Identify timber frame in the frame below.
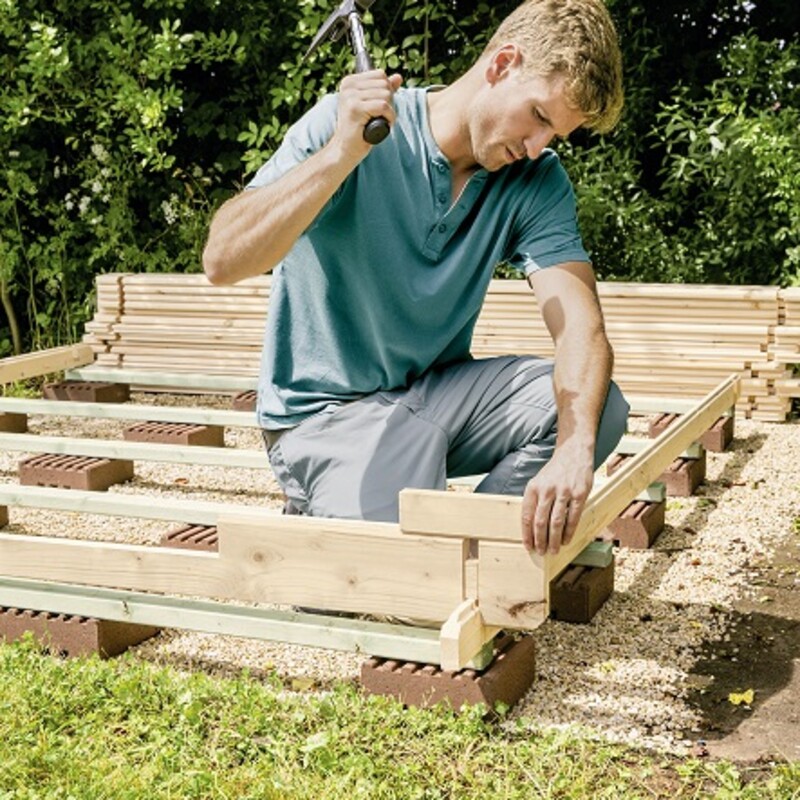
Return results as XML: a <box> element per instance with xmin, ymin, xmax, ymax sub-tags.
<box><xmin>0</xmin><ymin>344</ymin><xmax>741</xmax><ymax>672</ymax></box>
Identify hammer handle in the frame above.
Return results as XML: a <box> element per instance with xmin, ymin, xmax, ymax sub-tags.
<box><xmin>350</xmin><ymin>15</ymin><xmax>390</xmax><ymax>145</ymax></box>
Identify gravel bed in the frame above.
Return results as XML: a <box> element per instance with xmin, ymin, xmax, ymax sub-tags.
<box><xmin>2</xmin><ymin>393</ymin><xmax>798</xmax><ymax>754</ymax></box>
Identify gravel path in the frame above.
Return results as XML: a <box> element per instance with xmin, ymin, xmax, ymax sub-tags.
<box><xmin>2</xmin><ymin>394</ymin><xmax>798</xmax><ymax>755</ymax></box>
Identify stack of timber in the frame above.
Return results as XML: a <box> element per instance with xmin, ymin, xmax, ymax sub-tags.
<box><xmin>82</xmin><ymin>274</ymin><xmax>800</xmax><ymax>421</ymax></box>
<box><xmin>474</xmin><ymin>281</ymin><xmax>800</xmax><ymax>422</ymax></box>
<box><xmin>84</xmin><ymin>273</ymin><xmax>269</xmax><ymax>377</ymax></box>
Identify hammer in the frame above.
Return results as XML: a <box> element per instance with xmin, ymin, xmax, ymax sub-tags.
<box><xmin>304</xmin><ymin>0</ymin><xmax>391</xmax><ymax>145</ymax></box>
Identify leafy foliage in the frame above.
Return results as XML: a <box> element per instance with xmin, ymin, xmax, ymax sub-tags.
<box><xmin>1</xmin><ymin>0</ymin><xmax>799</xmax><ymax>353</ymax></box>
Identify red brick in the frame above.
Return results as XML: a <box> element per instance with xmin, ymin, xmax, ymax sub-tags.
<box><xmin>607</xmin><ymin>451</ymin><xmax>706</xmax><ymax>496</ymax></box>
<box><xmin>549</xmin><ymin>560</ymin><xmax>615</xmax><ymax>623</ymax></box>
<box><xmin>44</xmin><ymin>380</ymin><xmax>130</xmax><ymax>403</ymax></box>
<box><xmin>648</xmin><ymin>412</ymin><xmax>680</xmax><ymax>439</ymax></box>
<box><xmin>659</xmin><ymin>451</ymin><xmax>706</xmax><ymax>496</ymax></box>
<box><xmin>19</xmin><ymin>454</ymin><xmax>133</xmax><ymax>491</ymax></box>
<box><xmin>0</xmin><ymin>412</ymin><xmax>27</xmax><ymax>433</ymax></box>
<box><xmin>648</xmin><ymin>412</ymin><xmax>734</xmax><ymax>452</ymax></box>
<box><xmin>159</xmin><ymin>524</ymin><xmax>218</xmax><ymax>551</ymax></box>
<box><xmin>232</xmin><ymin>390</ymin><xmax>257</xmax><ymax>412</ymax></box>
<box><xmin>0</xmin><ymin>607</ymin><xmax>158</xmax><ymax>658</ymax></box>
<box><xmin>700</xmin><ymin>414</ymin><xmax>735</xmax><ymax>452</ymax></box>
<box><xmin>123</xmin><ymin>421</ymin><xmax>224</xmax><ymax>447</ymax></box>
<box><xmin>360</xmin><ymin>634</ymin><xmax>536</xmax><ymax>712</ymax></box>
<box><xmin>603</xmin><ymin>498</ymin><xmax>666</xmax><ymax>549</ymax></box>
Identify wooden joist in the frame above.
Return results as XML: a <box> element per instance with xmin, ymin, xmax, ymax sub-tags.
<box><xmin>0</xmin><ymin>374</ymin><xmax>741</xmax><ymax>667</ymax></box>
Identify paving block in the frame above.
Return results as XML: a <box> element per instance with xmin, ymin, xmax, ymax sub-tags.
<box><xmin>606</xmin><ymin>450</ymin><xmax>706</xmax><ymax>497</ymax></box>
<box><xmin>19</xmin><ymin>453</ymin><xmax>134</xmax><ymax>491</ymax></box>
<box><xmin>0</xmin><ymin>607</ymin><xmax>159</xmax><ymax>658</ymax></box>
<box><xmin>659</xmin><ymin>451</ymin><xmax>707</xmax><ymax>496</ymax></box>
<box><xmin>44</xmin><ymin>380</ymin><xmax>130</xmax><ymax>403</ymax></box>
<box><xmin>123</xmin><ymin>421</ymin><xmax>224</xmax><ymax>447</ymax></box>
<box><xmin>649</xmin><ymin>412</ymin><xmax>734</xmax><ymax>452</ymax></box>
<box><xmin>360</xmin><ymin>634</ymin><xmax>536</xmax><ymax>712</ymax></box>
<box><xmin>0</xmin><ymin>412</ymin><xmax>28</xmax><ymax>433</ymax></box>
<box><xmin>699</xmin><ymin>414</ymin><xmax>735</xmax><ymax>452</ymax></box>
<box><xmin>549</xmin><ymin>560</ymin><xmax>615</xmax><ymax>623</ymax></box>
<box><xmin>159</xmin><ymin>523</ymin><xmax>219</xmax><ymax>551</ymax></box>
<box><xmin>232</xmin><ymin>390</ymin><xmax>257</xmax><ymax>412</ymax></box>
<box><xmin>603</xmin><ymin>498</ymin><xmax>666</xmax><ymax>549</ymax></box>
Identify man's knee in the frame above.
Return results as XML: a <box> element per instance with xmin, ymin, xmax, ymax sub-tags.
<box><xmin>595</xmin><ymin>381</ymin><xmax>629</xmax><ymax>468</ymax></box>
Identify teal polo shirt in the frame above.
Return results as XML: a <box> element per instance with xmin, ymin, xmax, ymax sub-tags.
<box><xmin>247</xmin><ymin>87</ymin><xmax>589</xmax><ymax>429</ymax></box>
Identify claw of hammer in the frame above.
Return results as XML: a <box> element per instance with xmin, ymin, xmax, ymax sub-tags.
<box><xmin>303</xmin><ymin>0</ymin><xmax>390</xmax><ymax>145</ymax></box>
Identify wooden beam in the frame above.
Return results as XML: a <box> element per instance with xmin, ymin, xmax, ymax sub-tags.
<box><xmin>0</xmin><ymin>576</ymin><xmax>443</xmax><ymax>665</ymax></box>
<box><xmin>0</xmin><ymin>397</ymin><xmax>259</xmax><ymax>428</ymax></box>
<box><xmin>547</xmin><ymin>374</ymin><xmax>740</xmax><ymax>580</ymax></box>
<box><xmin>0</xmin><ymin>344</ymin><xmax>94</xmax><ymax>384</ymax></box>
<box><xmin>399</xmin><ymin>375</ymin><xmax>739</xmax><ymax>548</ymax></box>
<box><xmin>0</xmin><ymin>432</ymin><xmax>267</xmax><ymax>469</ymax></box>
<box><xmin>0</xmin><ymin>512</ymin><xmax>468</xmax><ymax>622</ymax></box>
<box><xmin>477</xmin><ymin>541</ymin><xmax>547</xmax><ymax>629</ymax></box>
<box><xmin>65</xmin><ymin>367</ymin><xmax>257</xmax><ymax>392</ymax></box>
<box><xmin>0</xmin><ymin>484</ymin><xmax>268</xmax><ymax>525</ymax></box>
<box><xmin>217</xmin><ymin>513</ymin><xmax>468</xmax><ymax>621</ymax></box>
<box><xmin>628</xmin><ymin>396</ymin><xmax>735</xmax><ymax>416</ymax></box>
<box><xmin>439</xmin><ymin>599</ymin><xmax>501</xmax><ymax>672</ymax></box>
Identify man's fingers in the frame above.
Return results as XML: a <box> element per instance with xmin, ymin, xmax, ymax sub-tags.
<box><xmin>561</xmin><ymin>499</ymin><xmax>584</xmax><ymax>546</ymax></box>
<box><xmin>546</xmin><ymin>496</ymin><xmax>571</xmax><ymax>554</ymax></box>
<box><xmin>522</xmin><ymin>489</ymin><xmax>580</xmax><ymax>555</ymax></box>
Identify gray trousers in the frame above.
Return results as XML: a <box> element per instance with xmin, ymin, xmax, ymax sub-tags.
<box><xmin>265</xmin><ymin>355</ymin><xmax>629</xmax><ymax>522</ymax></box>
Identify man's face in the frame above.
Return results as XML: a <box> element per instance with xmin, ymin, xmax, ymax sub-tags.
<box><xmin>469</xmin><ymin>66</ymin><xmax>586</xmax><ymax>172</ymax></box>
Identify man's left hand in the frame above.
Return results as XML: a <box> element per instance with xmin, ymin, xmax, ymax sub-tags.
<box><xmin>521</xmin><ymin>448</ymin><xmax>594</xmax><ymax>555</ymax></box>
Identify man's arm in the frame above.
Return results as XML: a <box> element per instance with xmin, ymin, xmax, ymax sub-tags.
<box><xmin>203</xmin><ymin>71</ymin><xmax>402</xmax><ymax>286</ymax></box>
<box><xmin>522</xmin><ymin>261</ymin><xmax>613</xmax><ymax>554</ymax></box>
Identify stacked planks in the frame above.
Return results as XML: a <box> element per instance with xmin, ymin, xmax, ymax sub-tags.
<box><xmin>85</xmin><ymin>273</ymin><xmax>269</xmax><ymax>377</ymax></box>
<box><xmin>473</xmin><ymin>281</ymin><xmax>799</xmax><ymax>421</ymax></box>
<box><xmin>83</xmin><ymin>274</ymin><xmax>799</xmax><ymax>421</ymax></box>
<box><xmin>773</xmin><ymin>287</ymin><xmax>800</xmax><ymax>412</ymax></box>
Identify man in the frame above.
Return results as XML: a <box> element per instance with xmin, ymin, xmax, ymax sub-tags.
<box><xmin>203</xmin><ymin>0</ymin><xmax>629</xmax><ymax>556</ymax></box>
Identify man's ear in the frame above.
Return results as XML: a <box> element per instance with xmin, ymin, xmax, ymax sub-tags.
<box><xmin>485</xmin><ymin>43</ymin><xmax>522</xmax><ymax>84</ymax></box>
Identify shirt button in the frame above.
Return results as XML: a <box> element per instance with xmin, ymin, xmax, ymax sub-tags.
<box><xmin>438</xmin><ymin>223</ymin><xmax>447</xmax><ymax>233</ymax></box>
<box><xmin>437</xmin><ymin>193</ymin><xmax>447</xmax><ymax>204</ymax></box>
<box><xmin>436</xmin><ymin>163</ymin><xmax>447</xmax><ymax>173</ymax></box>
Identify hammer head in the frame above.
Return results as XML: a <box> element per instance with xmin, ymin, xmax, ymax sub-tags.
<box><xmin>304</xmin><ymin>0</ymin><xmax>377</xmax><ymax>60</ymax></box>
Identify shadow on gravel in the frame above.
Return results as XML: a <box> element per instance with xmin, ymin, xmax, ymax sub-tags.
<box><xmin>687</xmin><ymin>609</ymin><xmax>800</xmax><ymax>762</ymax></box>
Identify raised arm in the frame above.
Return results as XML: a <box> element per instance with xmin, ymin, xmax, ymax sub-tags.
<box><xmin>202</xmin><ymin>71</ymin><xmax>402</xmax><ymax>286</ymax></box>
<box><xmin>522</xmin><ymin>261</ymin><xmax>613</xmax><ymax>554</ymax></box>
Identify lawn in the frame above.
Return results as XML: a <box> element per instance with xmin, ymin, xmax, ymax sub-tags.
<box><xmin>0</xmin><ymin>639</ymin><xmax>797</xmax><ymax>799</ymax></box>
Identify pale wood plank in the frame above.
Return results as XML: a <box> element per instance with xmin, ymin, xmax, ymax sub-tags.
<box><xmin>0</xmin><ymin>432</ymin><xmax>267</xmax><ymax>469</ymax></box>
<box><xmin>0</xmin><ymin>397</ymin><xmax>259</xmax><ymax>428</ymax></box>
<box><xmin>439</xmin><ymin>599</ymin><xmax>500</xmax><ymax>672</ymax></box>
<box><xmin>0</xmin><ymin>344</ymin><xmax>94</xmax><ymax>384</ymax></box>
<box><xmin>65</xmin><ymin>367</ymin><xmax>256</xmax><ymax>391</ymax></box>
<box><xmin>0</xmin><ymin>576</ymin><xmax>444</xmax><ymax>665</ymax></box>
<box><xmin>217</xmin><ymin>513</ymin><xmax>468</xmax><ymax>620</ymax></box>
<box><xmin>0</xmin><ymin>484</ymin><xmax>265</xmax><ymax>525</ymax></box>
<box><xmin>399</xmin><ymin>375</ymin><xmax>739</xmax><ymax>553</ymax></box>
<box><xmin>477</xmin><ymin>541</ymin><xmax>547</xmax><ymax>629</ymax></box>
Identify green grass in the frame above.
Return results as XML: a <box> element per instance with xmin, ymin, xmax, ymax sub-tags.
<box><xmin>0</xmin><ymin>639</ymin><xmax>798</xmax><ymax>799</ymax></box>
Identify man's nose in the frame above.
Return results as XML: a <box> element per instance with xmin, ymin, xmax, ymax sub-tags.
<box><xmin>524</xmin><ymin>130</ymin><xmax>553</xmax><ymax>160</ymax></box>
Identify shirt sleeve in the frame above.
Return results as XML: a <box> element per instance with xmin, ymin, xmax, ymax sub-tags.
<box><xmin>246</xmin><ymin>93</ymin><xmax>339</xmax><ymax>190</ymax></box>
<box><xmin>505</xmin><ymin>151</ymin><xmax>590</xmax><ymax>276</ymax></box>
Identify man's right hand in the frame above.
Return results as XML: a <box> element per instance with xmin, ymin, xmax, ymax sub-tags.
<box><xmin>333</xmin><ymin>70</ymin><xmax>403</xmax><ymax>160</ymax></box>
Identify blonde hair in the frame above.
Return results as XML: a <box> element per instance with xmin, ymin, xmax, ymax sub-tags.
<box><xmin>484</xmin><ymin>0</ymin><xmax>624</xmax><ymax>133</ymax></box>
